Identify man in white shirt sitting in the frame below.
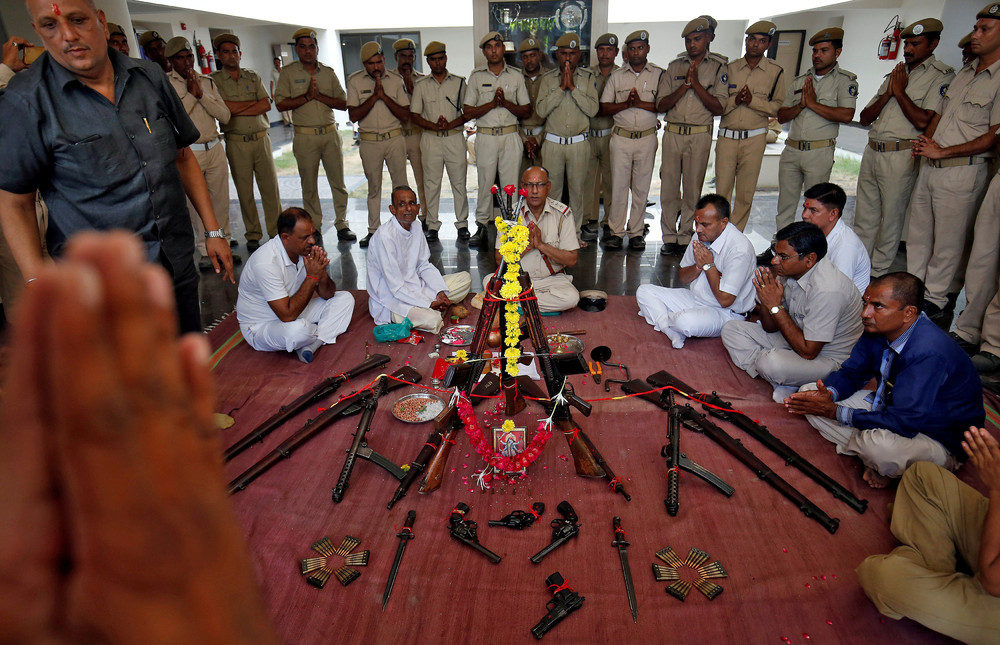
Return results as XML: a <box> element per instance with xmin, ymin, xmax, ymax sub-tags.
<box><xmin>800</xmin><ymin>182</ymin><xmax>870</xmax><ymax>294</ymax></box>
<box><xmin>236</xmin><ymin>207</ymin><xmax>355</xmax><ymax>363</ymax></box>
<box><xmin>367</xmin><ymin>185</ymin><xmax>472</xmax><ymax>333</ymax></box>
<box><xmin>637</xmin><ymin>194</ymin><xmax>756</xmax><ymax>348</ymax></box>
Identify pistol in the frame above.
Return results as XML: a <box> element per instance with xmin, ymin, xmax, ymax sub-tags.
<box><xmin>448</xmin><ymin>502</ymin><xmax>502</xmax><ymax>564</ymax></box>
<box><xmin>529</xmin><ymin>501</ymin><xmax>579</xmax><ymax>563</ymax></box>
<box><xmin>489</xmin><ymin>502</ymin><xmax>545</xmax><ymax>530</ymax></box>
<box><xmin>530</xmin><ymin>571</ymin><xmax>584</xmax><ymax>639</ymax></box>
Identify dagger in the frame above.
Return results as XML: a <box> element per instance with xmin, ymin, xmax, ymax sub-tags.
<box><xmin>612</xmin><ymin>516</ymin><xmax>638</xmax><ymax>623</ymax></box>
<box><xmin>382</xmin><ymin>510</ymin><xmax>416</xmax><ymax>611</ymax></box>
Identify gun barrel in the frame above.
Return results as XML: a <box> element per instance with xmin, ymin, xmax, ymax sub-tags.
<box><xmin>530</xmin><ymin>532</ymin><xmax>572</xmax><ymax>563</ymax></box>
<box><xmin>332</xmin><ymin>376</ymin><xmax>387</xmax><ymax>504</ymax></box>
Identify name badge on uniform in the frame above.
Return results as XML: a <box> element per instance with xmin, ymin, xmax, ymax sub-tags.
<box><xmin>482</xmin><ymin>83</ymin><xmax>493</xmax><ymax>87</ymax></box>
<box><xmin>361</xmin><ymin>89</ymin><xmax>372</xmax><ymax>94</ymax></box>
<box><xmin>729</xmin><ymin>84</ymin><xmax>737</xmax><ymax>89</ymax></box>
<box><xmin>674</xmin><ymin>76</ymin><xmax>685</xmax><ymax>80</ymax></box>
<box><xmin>294</xmin><ymin>78</ymin><xmax>306</xmax><ymax>84</ymax></box>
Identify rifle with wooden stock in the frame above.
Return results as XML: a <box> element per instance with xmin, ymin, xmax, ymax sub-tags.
<box><xmin>223</xmin><ymin>353</ymin><xmax>390</xmax><ymax>461</ymax></box>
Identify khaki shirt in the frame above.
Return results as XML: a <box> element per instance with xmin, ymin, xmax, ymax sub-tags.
<box><xmin>346</xmin><ymin>69</ymin><xmax>409</xmax><ymax>134</ymax></box>
<box><xmin>399</xmin><ymin>70</ymin><xmax>424</xmax><ymax>135</ymax></box>
<box><xmin>601</xmin><ymin>62</ymin><xmax>663</xmax><ymax>131</ymax></box>
<box><xmin>411</xmin><ymin>72</ymin><xmax>466</xmax><ymax>125</ymax></box>
<box><xmin>522</xmin><ymin>70</ymin><xmax>546</xmax><ymax>133</ymax></box>
<box><xmin>721</xmin><ymin>56</ymin><xmax>785</xmax><ymax>130</ymax></box>
<box><xmin>211</xmin><ymin>68</ymin><xmax>270</xmax><ymax>135</ymax></box>
<box><xmin>167</xmin><ymin>70</ymin><xmax>230</xmax><ymax>143</ymax></box>
<box><xmin>784</xmin><ymin>64</ymin><xmax>859</xmax><ymax>141</ymax></box>
<box><xmin>589</xmin><ymin>65</ymin><xmax>617</xmax><ymax>130</ymax></box>
<box><xmin>516</xmin><ymin>197</ymin><xmax>578</xmax><ymax>278</ymax></box>
<box><xmin>933</xmin><ymin>57</ymin><xmax>1000</xmax><ymax>149</ymax></box>
<box><xmin>535</xmin><ymin>67</ymin><xmax>599</xmax><ymax>136</ymax></box>
<box><xmin>465</xmin><ymin>63</ymin><xmax>529</xmax><ymax>128</ymax></box>
<box><xmin>274</xmin><ymin>61</ymin><xmax>345</xmax><ymax>128</ymax></box>
<box><xmin>782</xmin><ymin>258</ymin><xmax>864</xmax><ymax>362</ymax></box>
<box><xmin>658</xmin><ymin>54</ymin><xmax>728</xmax><ymax>126</ymax></box>
<box><xmin>866</xmin><ymin>56</ymin><xmax>954</xmax><ymax>142</ymax></box>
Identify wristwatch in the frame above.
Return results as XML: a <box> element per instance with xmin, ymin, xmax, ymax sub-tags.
<box><xmin>769</xmin><ymin>305</ymin><xmax>785</xmax><ymax>315</ymax></box>
<box><xmin>204</xmin><ymin>228</ymin><xmax>226</xmax><ymax>239</ymax></box>
<box><xmin>701</xmin><ymin>263</ymin><xmax>714</xmax><ymax>272</ymax></box>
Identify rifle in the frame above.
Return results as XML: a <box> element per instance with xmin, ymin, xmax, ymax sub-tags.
<box><xmin>224</xmin><ymin>353</ymin><xmax>390</xmax><ymax>461</ymax></box>
<box><xmin>226</xmin><ymin>366</ymin><xmax>420</xmax><ymax>495</ymax></box>
<box><xmin>530</xmin><ymin>572</ymin><xmax>584</xmax><ymax>639</ymax></box>
<box><xmin>529</xmin><ymin>501</ymin><xmax>580</xmax><ymax>563</ymax></box>
<box><xmin>332</xmin><ymin>375</ymin><xmax>403</xmax><ymax>503</ymax></box>
<box><xmin>646</xmin><ymin>370</ymin><xmax>868</xmax><ymax>514</ymax></box>
<box><xmin>620</xmin><ymin>382</ymin><xmax>732</xmax><ymax>514</ymax></box>
<box><xmin>448</xmin><ymin>502</ymin><xmax>502</xmax><ymax>563</ymax></box>
<box><xmin>489</xmin><ymin>502</ymin><xmax>545</xmax><ymax>529</ymax></box>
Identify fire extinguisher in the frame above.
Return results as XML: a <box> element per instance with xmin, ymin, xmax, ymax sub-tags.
<box><xmin>878</xmin><ymin>15</ymin><xmax>901</xmax><ymax>60</ymax></box>
<box><xmin>195</xmin><ymin>36</ymin><xmax>211</xmax><ymax>74</ymax></box>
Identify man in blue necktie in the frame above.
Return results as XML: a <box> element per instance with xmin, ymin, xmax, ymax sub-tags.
<box><xmin>784</xmin><ymin>272</ymin><xmax>984</xmax><ymax>488</ymax></box>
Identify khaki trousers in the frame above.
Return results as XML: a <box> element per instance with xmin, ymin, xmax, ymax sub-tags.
<box><xmin>853</xmin><ymin>147</ymin><xmax>919</xmax><ymax>276</ymax></box>
<box><xmin>404</xmin><ymin>132</ymin><xmax>427</xmax><ymax>216</ymax></box>
<box><xmin>856</xmin><ymin>462</ymin><xmax>1000</xmax><ymax>645</ymax></box>
<box><xmin>608</xmin><ymin>133</ymin><xmax>657</xmax><ymax>238</ymax></box>
<box><xmin>659</xmin><ymin>130</ymin><xmax>712</xmax><ymax>244</ymax></box>
<box><xmin>906</xmin><ymin>163</ymin><xmax>989</xmax><ymax>308</ymax></box>
<box><xmin>226</xmin><ymin>134</ymin><xmax>282</xmax><ymax>241</ymax></box>
<box><xmin>585</xmin><ymin>133</ymin><xmax>612</xmax><ymax>225</ymax></box>
<box><xmin>541</xmin><ymin>138</ymin><xmax>589</xmax><ymax>232</ymax></box>
<box><xmin>186</xmin><ymin>143</ymin><xmax>230</xmax><ymax>257</ymax></box>
<box><xmin>480</xmin><ymin>272</ymin><xmax>579</xmax><ymax>312</ymax></box>
<box><xmin>720</xmin><ymin>319</ymin><xmax>843</xmax><ymax>387</ymax></box>
<box><xmin>776</xmin><ymin>145</ymin><xmax>835</xmax><ymax>231</ymax></box>
<box><xmin>420</xmin><ymin>132</ymin><xmax>469</xmax><ymax>231</ymax></box>
<box><xmin>955</xmin><ymin>173</ymin><xmax>1000</xmax><ymax>344</ymax></box>
<box><xmin>360</xmin><ymin>136</ymin><xmax>408</xmax><ymax>234</ymax></box>
<box><xmin>293</xmin><ymin>129</ymin><xmax>349</xmax><ymax>232</ymax></box>
<box><xmin>391</xmin><ymin>271</ymin><xmax>472</xmax><ymax>334</ymax></box>
<box><xmin>714</xmin><ymin>134</ymin><xmax>767</xmax><ymax>231</ymax></box>
<box><xmin>474</xmin><ymin>132</ymin><xmax>522</xmax><ymax>225</ymax></box>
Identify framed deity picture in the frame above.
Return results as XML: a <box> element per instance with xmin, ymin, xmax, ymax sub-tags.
<box><xmin>493</xmin><ymin>424</ymin><xmax>527</xmax><ymax>475</ymax></box>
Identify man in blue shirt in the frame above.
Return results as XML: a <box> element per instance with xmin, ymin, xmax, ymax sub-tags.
<box><xmin>785</xmin><ymin>272</ymin><xmax>984</xmax><ymax>488</ymax></box>
<box><xmin>0</xmin><ymin>0</ymin><xmax>233</xmax><ymax>333</ymax></box>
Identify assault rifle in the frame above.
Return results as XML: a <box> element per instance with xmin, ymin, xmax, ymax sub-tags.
<box><xmin>224</xmin><ymin>353</ymin><xmax>390</xmax><ymax>461</ymax></box>
<box><xmin>530</xmin><ymin>572</ymin><xmax>584</xmax><ymax>639</ymax></box>
<box><xmin>646</xmin><ymin>370</ymin><xmax>868</xmax><ymax>514</ymax></box>
<box><xmin>530</xmin><ymin>501</ymin><xmax>580</xmax><ymax>563</ymax></box>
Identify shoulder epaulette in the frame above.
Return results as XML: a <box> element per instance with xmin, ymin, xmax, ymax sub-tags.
<box><xmin>836</xmin><ymin>68</ymin><xmax>858</xmax><ymax>81</ymax></box>
<box><xmin>347</xmin><ymin>69</ymin><xmax>366</xmax><ymax>80</ymax></box>
<box><xmin>707</xmin><ymin>52</ymin><xmax>729</xmax><ymax>65</ymax></box>
<box><xmin>931</xmin><ymin>59</ymin><xmax>955</xmax><ymax>75</ymax></box>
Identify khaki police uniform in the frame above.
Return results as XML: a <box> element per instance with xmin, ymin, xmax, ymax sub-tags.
<box><xmin>168</xmin><ymin>69</ymin><xmax>231</xmax><ymax>256</ymax></box>
<box><xmin>855</xmin><ymin>55</ymin><xmax>953</xmax><ymax>275</ymax></box>
<box><xmin>715</xmin><ymin>56</ymin><xmax>785</xmax><ymax>230</ymax></box>
<box><xmin>275</xmin><ymin>61</ymin><xmax>350</xmax><ymax>233</ymax></box>
<box><xmin>776</xmin><ymin>63</ymin><xmax>859</xmax><ymax>230</ymax></box>
<box><xmin>601</xmin><ymin>61</ymin><xmax>663</xmax><ymax>239</ymax></box>
<box><xmin>466</xmin><ymin>62</ymin><xmax>529</xmax><ymax>225</ymax></box>
<box><xmin>657</xmin><ymin>52</ymin><xmax>728</xmax><ymax>245</ymax></box>
<box><xmin>957</xmin><ymin>173</ymin><xmax>1000</xmax><ymax>345</ymax></box>
<box><xmin>399</xmin><ymin>69</ymin><xmax>427</xmax><ymax>219</ymax></box>
<box><xmin>346</xmin><ymin>68</ymin><xmax>410</xmax><ymax>234</ymax></box>
<box><xmin>907</xmin><ymin>58</ymin><xmax>1000</xmax><ymax>309</ymax></box>
<box><xmin>585</xmin><ymin>64</ymin><xmax>617</xmax><ymax>227</ymax></box>
<box><xmin>535</xmin><ymin>65</ymin><xmax>600</xmax><ymax>233</ymax></box>
<box><xmin>521</xmin><ymin>69</ymin><xmax>547</xmax><ymax>176</ymax></box>
<box><xmin>212</xmin><ymin>67</ymin><xmax>283</xmax><ymax>241</ymax></box>
<box><xmin>411</xmin><ymin>72</ymin><xmax>469</xmax><ymax>232</ymax></box>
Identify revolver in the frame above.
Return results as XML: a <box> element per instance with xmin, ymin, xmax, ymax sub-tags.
<box><xmin>489</xmin><ymin>502</ymin><xmax>545</xmax><ymax>530</ymax></box>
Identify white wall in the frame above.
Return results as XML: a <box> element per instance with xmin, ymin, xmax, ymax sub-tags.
<box><xmin>420</xmin><ymin>26</ymin><xmax>475</xmax><ymax>79</ymax></box>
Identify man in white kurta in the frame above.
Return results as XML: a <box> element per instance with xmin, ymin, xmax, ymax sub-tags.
<box><xmin>237</xmin><ymin>208</ymin><xmax>355</xmax><ymax>362</ymax></box>
<box><xmin>799</xmin><ymin>182</ymin><xmax>870</xmax><ymax>294</ymax></box>
<box><xmin>367</xmin><ymin>186</ymin><xmax>472</xmax><ymax>333</ymax></box>
<box><xmin>637</xmin><ymin>194</ymin><xmax>755</xmax><ymax>348</ymax></box>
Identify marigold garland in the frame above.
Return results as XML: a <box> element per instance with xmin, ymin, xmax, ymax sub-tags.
<box><xmin>495</xmin><ymin>198</ymin><xmax>529</xmax><ymax>378</ymax></box>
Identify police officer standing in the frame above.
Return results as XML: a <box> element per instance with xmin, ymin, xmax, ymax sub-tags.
<box><xmin>274</xmin><ymin>28</ymin><xmax>355</xmax><ymax>246</ymax></box>
<box><xmin>106</xmin><ymin>22</ymin><xmax>129</xmax><ymax>56</ymax></box>
<box><xmin>656</xmin><ymin>17</ymin><xmax>727</xmax><ymax>256</ymax></box>
<box><xmin>409</xmin><ymin>41</ymin><xmax>470</xmax><ymax>242</ymax></box>
<box><xmin>464</xmin><ymin>32</ymin><xmax>531</xmax><ymax>247</ymax></box>
<box><xmin>394</xmin><ymin>38</ymin><xmax>427</xmax><ymax>224</ymax></box>
<box><xmin>347</xmin><ymin>41</ymin><xmax>411</xmax><ymax>247</ymax></box>
<box><xmin>715</xmin><ymin>21</ymin><xmax>784</xmax><ymax>231</ymax></box>
<box><xmin>535</xmin><ymin>33</ymin><xmax>599</xmax><ymax>243</ymax></box>
<box><xmin>165</xmin><ymin>37</ymin><xmax>234</xmax><ymax>270</ymax></box>
<box><xmin>776</xmin><ymin>28</ymin><xmax>858</xmax><ymax>231</ymax></box>
<box><xmin>138</xmin><ymin>30</ymin><xmax>170</xmax><ymax>73</ymax></box>
<box><xmin>582</xmin><ymin>33</ymin><xmax>618</xmax><ymax>242</ymax></box>
<box><xmin>599</xmin><ymin>29</ymin><xmax>662</xmax><ymax>251</ymax></box>
<box><xmin>518</xmin><ymin>38</ymin><xmax>546</xmax><ymax>175</ymax></box>
<box><xmin>211</xmin><ymin>33</ymin><xmax>283</xmax><ymax>253</ymax></box>
<box><xmin>855</xmin><ymin>19</ymin><xmax>953</xmax><ymax>277</ymax></box>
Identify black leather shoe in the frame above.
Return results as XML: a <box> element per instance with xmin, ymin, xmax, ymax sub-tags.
<box><xmin>628</xmin><ymin>236</ymin><xmax>646</xmax><ymax>251</ymax></box>
<box><xmin>359</xmin><ymin>233</ymin><xmax>373</xmax><ymax>248</ymax></box>
<box><xmin>923</xmin><ymin>301</ymin><xmax>943</xmax><ymax>317</ymax></box>
<box><xmin>313</xmin><ymin>231</ymin><xmax>324</xmax><ymax>249</ymax></box>
<box><xmin>603</xmin><ymin>235</ymin><xmax>623</xmax><ymax>250</ymax></box>
<box><xmin>972</xmin><ymin>351</ymin><xmax>1000</xmax><ymax>373</ymax></box>
<box><xmin>601</xmin><ymin>224</ymin><xmax>612</xmax><ymax>240</ymax></box>
<box><xmin>660</xmin><ymin>242</ymin><xmax>680</xmax><ymax>256</ymax></box>
<box><xmin>425</xmin><ymin>228</ymin><xmax>439</xmax><ymax>243</ymax></box>
<box><xmin>580</xmin><ymin>224</ymin><xmax>598</xmax><ymax>241</ymax></box>
<box><xmin>457</xmin><ymin>227</ymin><xmax>471</xmax><ymax>241</ymax></box>
<box><xmin>337</xmin><ymin>227</ymin><xmax>357</xmax><ymax>242</ymax></box>
<box><xmin>229</xmin><ymin>239</ymin><xmax>238</xmax><ymax>248</ymax></box>
<box><xmin>468</xmin><ymin>225</ymin><xmax>487</xmax><ymax>247</ymax></box>
<box><xmin>231</xmin><ymin>254</ymin><xmax>242</xmax><ymax>266</ymax></box>
<box><xmin>246</xmin><ymin>239</ymin><xmax>260</xmax><ymax>253</ymax></box>
<box><xmin>949</xmin><ymin>331</ymin><xmax>979</xmax><ymax>356</ymax></box>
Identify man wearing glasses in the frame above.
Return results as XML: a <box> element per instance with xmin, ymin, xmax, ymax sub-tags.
<box><xmin>490</xmin><ymin>166</ymin><xmax>578</xmax><ymax>312</ymax></box>
<box><xmin>722</xmin><ymin>222</ymin><xmax>863</xmax><ymax>402</ymax></box>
